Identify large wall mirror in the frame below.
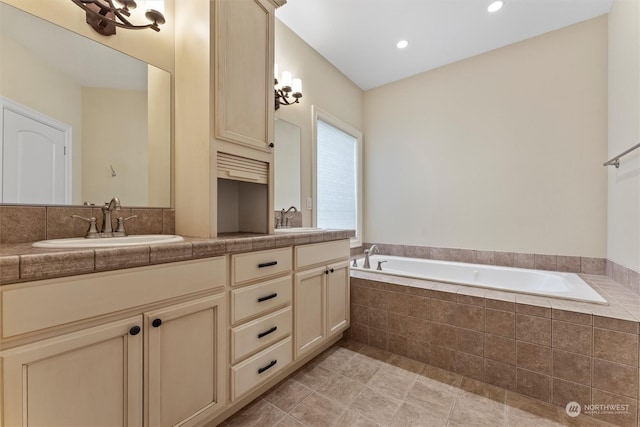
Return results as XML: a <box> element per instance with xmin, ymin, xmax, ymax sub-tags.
<box><xmin>274</xmin><ymin>118</ymin><xmax>301</xmax><ymax>210</ymax></box>
<box><xmin>0</xmin><ymin>2</ymin><xmax>171</xmax><ymax>207</ymax></box>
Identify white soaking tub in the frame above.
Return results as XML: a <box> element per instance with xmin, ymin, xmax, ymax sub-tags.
<box><xmin>352</xmin><ymin>255</ymin><xmax>607</xmax><ymax>304</ymax></box>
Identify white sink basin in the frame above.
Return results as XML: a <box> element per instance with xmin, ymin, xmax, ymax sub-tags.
<box><xmin>274</xmin><ymin>227</ymin><xmax>326</xmax><ymax>234</ymax></box>
<box><xmin>32</xmin><ymin>235</ymin><xmax>184</xmax><ymax>249</ymax></box>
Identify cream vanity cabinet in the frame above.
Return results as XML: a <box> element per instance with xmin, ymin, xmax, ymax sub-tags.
<box><xmin>229</xmin><ymin>247</ymin><xmax>294</xmax><ymax>401</ymax></box>
<box><xmin>294</xmin><ymin>240</ymin><xmax>351</xmax><ymax>359</ymax></box>
<box><xmin>0</xmin><ymin>259</ymin><xmax>227</xmax><ymax>427</ymax></box>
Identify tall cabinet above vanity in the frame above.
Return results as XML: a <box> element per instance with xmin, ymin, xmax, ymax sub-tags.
<box><xmin>176</xmin><ymin>0</ymin><xmax>286</xmax><ymax>238</ymax></box>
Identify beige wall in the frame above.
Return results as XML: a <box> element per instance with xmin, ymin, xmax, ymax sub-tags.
<box><xmin>363</xmin><ymin>16</ymin><xmax>608</xmax><ymax>257</ymax></box>
<box><xmin>607</xmin><ymin>0</ymin><xmax>640</xmax><ymax>271</ymax></box>
<box><xmin>82</xmin><ymin>88</ymin><xmax>148</xmax><ymax>206</ymax></box>
<box><xmin>274</xmin><ymin>19</ymin><xmax>364</xmax><ymax>227</ymax></box>
<box><xmin>0</xmin><ymin>33</ymin><xmax>83</xmax><ymax>203</ymax></box>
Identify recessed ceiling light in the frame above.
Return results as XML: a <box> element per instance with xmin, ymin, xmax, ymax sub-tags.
<box><xmin>488</xmin><ymin>0</ymin><xmax>504</xmax><ymax>12</ymax></box>
<box><xmin>397</xmin><ymin>40</ymin><xmax>409</xmax><ymax>49</ymax></box>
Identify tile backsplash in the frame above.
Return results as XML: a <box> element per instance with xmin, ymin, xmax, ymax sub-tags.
<box><xmin>0</xmin><ymin>205</ymin><xmax>175</xmax><ymax>244</ymax></box>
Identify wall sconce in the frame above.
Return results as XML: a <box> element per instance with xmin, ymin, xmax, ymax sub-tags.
<box><xmin>70</xmin><ymin>0</ymin><xmax>165</xmax><ymax>36</ymax></box>
<box><xmin>274</xmin><ymin>64</ymin><xmax>302</xmax><ymax>110</ymax></box>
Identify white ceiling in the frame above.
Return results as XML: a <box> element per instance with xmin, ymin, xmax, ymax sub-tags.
<box><xmin>276</xmin><ymin>0</ymin><xmax>614</xmax><ymax>90</ymax></box>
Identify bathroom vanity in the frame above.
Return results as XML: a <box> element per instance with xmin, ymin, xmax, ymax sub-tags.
<box><xmin>0</xmin><ymin>232</ymin><xmax>352</xmax><ymax>427</ymax></box>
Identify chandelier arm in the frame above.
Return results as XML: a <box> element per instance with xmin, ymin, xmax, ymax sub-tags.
<box><xmin>71</xmin><ymin>0</ymin><xmax>161</xmax><ymax>32</ymax></box>
<box><xmin>275</xmin><ymin>89</ymin><xmax>300</xmax><ymax>106</ymax></box>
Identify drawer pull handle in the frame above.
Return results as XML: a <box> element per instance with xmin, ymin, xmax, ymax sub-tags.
<box><xmin>129</xmin><ymin>326</ymin><xmax>141</xmax><ymax>336</ymax></box>
<box><xmin>258</xmin><ymin>359</ymin><xmax>277</xmax><ymax>374</ymax></box>
<box><xmin>257</xmin><ymin>326</ymin><xmax>278</xmax><ymax>339</ymax></box>
<box><xmin>258</xmin><ymin>261</ymin><xmax>278</xmax><ymax>268</ymax></box>
<box><xmin>257</xmin><ymin>293</ymin><xmax>278</xmax><ymax>303</ymax></box>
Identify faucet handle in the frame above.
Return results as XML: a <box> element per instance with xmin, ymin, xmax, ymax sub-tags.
<box><xmin>115</xmin><ymin>215</ymin><xmax>137</xmax><ymax>234</ymax></box>
<box><xmin>71</xmin><ymin>215</ymin><xmax>99</xmax><ymax>237</ymax></box>
<box><xmin>352</xmin><ymin>258</ymin><xmax>358</xmax><ymax>267</ymax></box>
<box><xmin>376</xmin><ymin>260</ymin><xmax>387</xmax><ymax>271</ymax></box>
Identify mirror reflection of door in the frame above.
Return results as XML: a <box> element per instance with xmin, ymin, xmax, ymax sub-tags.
<box><xmin>1</xmin><ymin>97</ymin><xmax>71</xmax><ymax>204</ymax></box>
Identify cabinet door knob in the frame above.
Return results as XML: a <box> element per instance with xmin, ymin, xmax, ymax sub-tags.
<box><xmin>152</xmin><ymin>318</ymin><xmax>162</xmax><ymax>328</ymax></box>
<box><xmin>269</xmin><ymin>143</ymin><xmax>275</xmax><ymax>148</ymax></box>
<box><xmin>329</xmin><ymin>268</ymin><xmax>335</xmax><ymax>273</ymax></box>
<box><xmin>129</xmin><ymin>326</ymin><xmax>141</xmax><ymax>336</ymax></box>
<box><xmin>324</xmin><ymin>269</ymin><xmax>329</xmax><ymax>275</ymax></box>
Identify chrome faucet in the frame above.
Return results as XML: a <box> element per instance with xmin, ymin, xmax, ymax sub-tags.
<box><xmin>277</xmin><ymin>206</ymin><xmax>298</xmax><ymax>228</ymax></box>
<box><xmin>363</xmin><ymin>244</ymin><xmax>379</xmax><ymax>269</ymax></box>
<box><xmin>101</xmin><ymin>197</ymin><xmax>121</xmax><ymax>233</ymax></box>
<box><xmin>72</xmin><ymin>197</ymin><xmax>137</xmax><ymax>238</ymax></box>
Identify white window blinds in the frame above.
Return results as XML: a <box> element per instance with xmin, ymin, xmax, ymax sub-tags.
<box><xmin>316</xmin><ymin>119</ymin><xmax>358</xmax><ymax>231</ymax></box>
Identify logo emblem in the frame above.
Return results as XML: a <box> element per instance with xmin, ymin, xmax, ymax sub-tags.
<box><xmin>566</xmin><ymin>401</ymin><xmax>581</xmax><ymax>417</ymax></box>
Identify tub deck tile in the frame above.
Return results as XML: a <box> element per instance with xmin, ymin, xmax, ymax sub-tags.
<box><xmin>549</xmin><ymin>299</ymin><xmax>593</xmax><ymax>315</ymax></box>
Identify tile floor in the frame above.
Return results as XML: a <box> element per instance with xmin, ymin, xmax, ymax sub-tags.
<box><xmin>222</xmin><ymin>339</ymin><xmax>620</xmax><ymax>427</ymax></box>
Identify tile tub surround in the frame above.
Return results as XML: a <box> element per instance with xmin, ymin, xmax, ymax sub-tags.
<box><xmin>359</xmin><ymin>242</ymin><xmax>607</xmax><ymax>275</ymax></box>
<box><xmin>224</xmin><ymin>339</ymin><xmax>618</xmax><ymax>427</ymax></box>
<box><xmin>350</xmin><ymin>271</ymin><xmax>640</xmax><ymax>427</ymax></box>
<box><xmin>0</xmin><ymin>229</ymin><xmax>355</xmax><ymax>284</ymax></box>
<box><xmin>357</xmin><ymin>242</ymin><xmax>640</xmax><ymax>294</ymax></box>
<box><xmin>0</xmin><ymin>205</ymin><xmax>176</xmax><ymax>244</ymax></box>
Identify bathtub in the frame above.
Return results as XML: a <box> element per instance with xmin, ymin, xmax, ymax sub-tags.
<box><xmin>352</xmin><ymin>255</ymin><xmax>607</xmax><ymax>304</ymax></box>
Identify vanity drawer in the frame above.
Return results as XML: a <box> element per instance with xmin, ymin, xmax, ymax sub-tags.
<box><xmin>1</xmin><ymin>258</ymin><xmax>225</xmax><ymax>339</ymax></box>
<box><xmin>231</xmin><ymin>275</ymin><xmax>292</xmax><ymax>324</ymax></box>
<box><xmin>295</xmin><ymin>239</ymin><xmax>350</xmax><ymax>270</ymax></box>
<box><xmin>232</xmin><ymin>247</ymin><xmax>292</xmax><ymax>285</ymax></box>
<box><xmin>231</xmin><ymin>307</ymin><xmax>292</xmax><ymax>363</ymax></box>
<box><xmin>231</xmin><ymin>337</ymin><xmax>292</xmax><ymax>401</ymax></box>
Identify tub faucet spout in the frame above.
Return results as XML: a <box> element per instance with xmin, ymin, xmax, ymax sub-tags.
<box><xmin>363</xmin><ymin>244</ymin><xmax>379</xmax><ymax>269</ymax></box>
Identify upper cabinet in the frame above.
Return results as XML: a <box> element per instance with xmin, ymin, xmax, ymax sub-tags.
<box><xmin>214</xmin><ymin>0</ymin><xmax>278</xmax><ymax>159</ymax></box>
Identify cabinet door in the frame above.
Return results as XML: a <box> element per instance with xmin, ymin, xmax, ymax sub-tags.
<box><xmin>294</xmin><ymin>267</ymin><xmax>326</xmax><ymax>359</ymax></box>
<box><xmin>214</xmin><ymin>0</ymin><xmax>275</xmax><ymax>153</ymax></box>
<box><xmin>326</xmin><ymin>261</ymin><xmax>350</xmax><ymax>338</ymax></box>
<box><xmin>1</xmin><ymin>317</ymin><xmax>143</xmax><ymax>427</ymax></box>
<box><xmin>145</xmin><ymin>294</ymin><xmax>227</xmax><ymax>427</ymax></box>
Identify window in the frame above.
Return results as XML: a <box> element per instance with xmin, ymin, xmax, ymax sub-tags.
<box><xmin>313</xmin><ymin>107</ymin><xmax>363</xmax><ymax>247</ymax></box>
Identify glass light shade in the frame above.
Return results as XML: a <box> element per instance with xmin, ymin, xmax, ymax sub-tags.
<box><xmin>281</xmin><ymin>71</ymin><xmax>292</xmax><ymax>88</ymax></box>
<box><xmin>488</xmin><ymin>1</ymin><xmax>503</xmax><ymax>12</ymax></box>
<box><xmin>292</xmin><ymin>78</ymin><xmax>302</xmax><ymax>94</ymax></box>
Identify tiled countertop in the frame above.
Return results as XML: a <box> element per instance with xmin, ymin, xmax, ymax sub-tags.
<box><xmin>0</xmin><ymin>230</ymin><xmax>355</xmax><ymax>285</ymax></box>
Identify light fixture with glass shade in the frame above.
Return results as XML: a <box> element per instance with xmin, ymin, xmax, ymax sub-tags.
<box><xmin>274</xmin><ymin>64</ymin><xmax>303</xmax><ymax>110</ymax></box>
<box><xmin>70</xmin><ymin>0</ymin><xmax>166</xmax><ymax>36</ymax></box>
<box><xmin>487</xmin><ymin>0</ymin><xmax>504</xmax><ymax>13</ymax></box>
